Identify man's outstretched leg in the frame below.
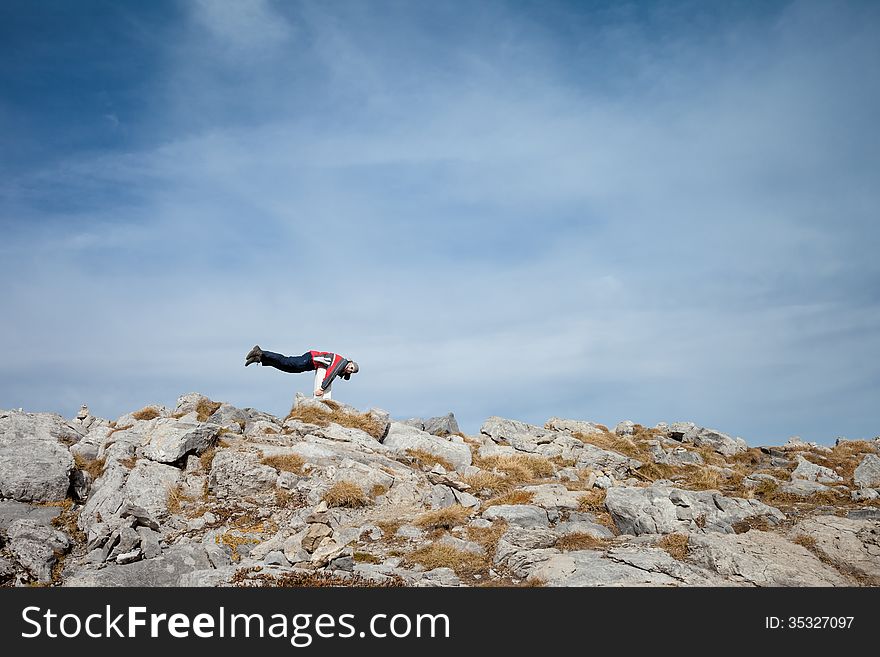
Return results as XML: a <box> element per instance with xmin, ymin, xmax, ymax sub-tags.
<box><xmin>246</xmin><ymin>346</ymin><xmax>315</xmax><ymax>374</ymax></box>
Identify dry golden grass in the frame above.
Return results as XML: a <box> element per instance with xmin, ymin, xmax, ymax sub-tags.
<box><xmin>406</xmin><ymin>542</ymin><xmax>485</xmax><ymax>577</ymax></box>
<box><xmin>635</xmin><ymin>461</ymin><xmax>679</xmax><ymax>482</ymax></box>
<box><xmin>166</xmin><ymin>483</ymin><xmax>188</xmax><ymax>515</ymax></box>
<box><xmin>808</xmin><ymin>441</ymin><xmax>878</xmax><ymax>484</ymax></box>
<box><xmin>415</xmin><ymin>505</ymin><xmax>472</xmax><ymax>530</ymax></box>
<box><xmin>404</xmin><ymin>448</ymin><xmax>454</xmax><ymax>472</ymax></box>
<box><xmin>577</xmin><ymin>489</ymin><xmax>607</xmax><ymax>513</ymax></box>
<box><xmin>752</xmin><ymin>480</ymin><xmax>847</xmax><ymax>510</ymax></box>
<box><xmin>792</xmin><ymin>534</ymin><xmax>817</xmax><ymax>550</ymax></box>
<box><xmin>461</xmin><ymin>470</ymin><xmax>511</xmax><ymax>495</ymax></box>
<box><xmin>465</xmin><ymin>520</ymin><xmax>508</xmax><ymax>554</ymax></box>
<box><xmin>199</xmin><ymin>445</ymin><xmax>218</xmax><ymax>471</ymax></box>
<box><xmin>376</xmin><ymin>519</ymin><xmax>404</xmax><ymax>538</ymax></box>
<box><xmin>555</xmin><ymin>533</ymin><xmax>608</xmax><ymax>551</ymax></box>
<box><xmin>216</xmin><ymin>532</ymin><xmax>259</xmax><ymax>562</ymax></box>
<box><xmin>631</xmin><ymin>424</ymin><xmax>663</xmax><ymax>440</ymax></box>
<box><xmin>286</xmin><ymin>402</ymin><xmax>386</xmax><ymax>440</ymax></box>
<box><xmin>132</xmin><ymin>406</ymin><xmax>162</xmax><ymax>421</ymax></box>
<box><xmin>322</xmin><ymin>481</ymin><xmax>369</xmax><ymax>508</ymax></box>
<box><xmin>572</xmin><ymin>430</ymin><xmax>645</xmax><ymax>459</ymax></box>
<box><xmin>728</xmin><ymin>447</ymin><xmax>764</xmax><ymax>467</ymax></box>
<box><xmin>756</xmin><ymin>467</ymin><xmax>794</xmax><ymax>480</ymax></box>
<box><xmin>576</xmin><ymin>489</ymin><xmax>619</xmax><ymax>534</ymax></box>
<box><xmin>261</xmin><ymin>453</ymin><xmax>305</xmax><ymax>474</ymax></box>
<box><xmin>370</xmin><ymin>484</ymin><xmax>389</xmax><ymax>498</ymax></box>
<box><xmin>49</xmin><ymin>498</ymin><xmax>85</xmax><ymax>544</ymax></box>
<box><xmin>195</xmin><ymin>399</ymin><xmax>222</xmax><ymax>422</ymax></box>
<box><xmin>683</xmin><ymin>467</ymin><xmax>723</xmax><ymax>491</ymax></box>
<box><xmin>482</xmin><ymin>489</ymin><xmax>534</xmax><ymax>509</ymax></box>
<box><xmin>73</xmin><ymin>453</ymin><xmax>106</xmax><ymax>479</ymax></box>
<box><xmin>473</xmin><ymin>454</ymin><xmax>556</xmax><ymax>483</ymax></box>
<box><xmin>731</xmin><ymin>516</ymin><xmax>771</xmax><ymax>533</ymax></box>
<box><xmin>658</xmin><ymin>533</ymin><xmax>689</xmax><ymax>560</ymax></box>
<box><xmin>635</xmin><ymin>461</ymin><xmax>725</xmax><ymax>492</ymax></box>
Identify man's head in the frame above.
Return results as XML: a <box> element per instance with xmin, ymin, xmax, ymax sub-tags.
<box><xmin>344</xmin><ymin>361</ymin><xmax>359</xmax><ymax>375</ymax></box>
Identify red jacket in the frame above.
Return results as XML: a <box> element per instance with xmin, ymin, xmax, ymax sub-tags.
<box><xmin>309</xmin><ymin>351</ymin><xmax>352</xmax><ymax>390</ymax></box>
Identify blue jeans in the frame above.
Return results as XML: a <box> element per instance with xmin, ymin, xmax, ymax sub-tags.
<box><xmin>260</xmin><ymin>350</ymin><xmax>315</xmax><ymax>374</ymax></box>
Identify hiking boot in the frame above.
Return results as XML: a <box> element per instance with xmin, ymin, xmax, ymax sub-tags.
<box><xmin>245</xmin><ymin>345</ymin><xmax>262</xmax><ymax>366</ymax></box>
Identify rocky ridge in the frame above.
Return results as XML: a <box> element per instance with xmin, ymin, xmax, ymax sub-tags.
<box><xmin>1</xmin><ymin>394</ymin><xmax>878</xmax><ymax>587</ymax></box>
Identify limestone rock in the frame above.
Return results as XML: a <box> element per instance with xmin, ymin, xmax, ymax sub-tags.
<box><xmin>481</xmin><ymin>416</ymin><xmax>557</xmax><ymax>452</ymax></box>
<box><xmin>64</xmin><ymin>544</ymin><xmax>213</xmax><ymax>586</ymax></box>
<box><xmin>687</xmin><ymin>530</ymin><xmax>849</xmax><ymax>586</ymax></box>
<box><xmin>382</xmin><ymin>423</ymin><xmax>471</xmax><ymax>470</ymax></box>
<box><xmin>666</xmin><ymin>422</ymin><xmax>747</xmax><ymax>456</ymax></box>
<box><xmin>854</xmin><ymin>454</ymin><xmax>880</xmax><ymax>489</ymax></box>
<box><xmin>482</xmin><ymin>504</ymin><xmax>550</xmax><ymax>528</ymax></box>
<box><xmin>545</xmin><ymin>418</ymin><xmax>605</xmax><ymax>436</ymax></box>
<box><xmin>142</xmin><ymin>418</ymin><xmax>216</xmax><ymax>463</ymax></box>
<box><xmin>790</xmin><ymin>516</ymin><xmax>880</xmax><ymax>582</ymax></box>
<box><xmin>604</xmin><ymin>485</ymin><xmax>784</xmax><ymax>535</ymax></box>
<box><xmin>791</xmin><ymin>454</ymin><xmax>843</xmax><ymax>483</ymax></box>
<box><xmin>0</xmin><ymin>410</ymin><xmax>77</xmax><ymax>502</ymax></box>
<box><xmin>209</xmin><ymin>449</ymin><xmax>279</xmax><ymax>498</ymax></box>
<box><xmin>7</xmin><ymin>519</ymin><xmax>71</xmax><ymax>583</ymax></box>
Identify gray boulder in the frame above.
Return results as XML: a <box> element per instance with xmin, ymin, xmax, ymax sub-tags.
<box><xmin>854</xmin><ymin>454</ymin><xmax>880</xmax><ymax>489</ymax></box>
<box><xmin>614</xmin><ymin>420</ymin><xmax>636</xmax><ymax>436</ymax></box>
<box><xmin>0</xmin><ymin>410</ymin><xmax>77</xmax><ymax>502</ymax></box>
<box><xmin>209</xmin><ymin>449</ymin><xmax>279</xmax><ymax>498</ymax></box>
<box><xmin>791</xmin><ymin>454</ymin><xmax>843</xmax><ymax>483</ymax></box>
<box><xmin>481</xmin><ymin>416</ymin><xmax>556</xmax><ymax>452</ymax></box>
<box><xmin>687</xmin><ymin>530</ymin><xmax>849</xmax><ymax>586</ymax></box>
<box><xmin>64</xmin><ymin>544</ymin><xmax>213</xmax><ymax>586</ymax></box>
<box><xmin>142</xmin><ymin>418</ymin><xmax>216</xmax><ymax>463</ymax></box>
<box><xmin>545</xmin><ymin>417</ymin><xmax>605</xmax><ymax>436</ymax></box>
<box><xmin>650</xmin><ymin>445</ymin><xmax>704</xmax><ymax>467</ymax></box>
<box><xmin>790</xmin><ymin>516</ymin><xmax>880</xmax><ymax>582</ymax></box>
<box><xmin>7</xmin><ymin>519</ymin><xmax>71</xmax><ymax>584</ymax></box>
<box><xmin>528</xmin><ymin>550</ymin><xmax>684</xmax><ymax>586</ymax></box>
<box><xmin>382</xmin><ymin>423</ymin><xmax>472</xmax><ymax>470</ymax></box>
<box><xmin>121</xmin><ymin>460</ymin><xmax>183</xmax><ymax>520</ymax></box>
<box><xmin>778</xmin><ymin>479</ymin><xmax>831</xmax><ymax>497</ymax></box>
<box><xmin>423</xmin><ymin>413</ymin><xmax>461</xmax><ymax>437</ymax></box>
<box><xmin>666</xmin><ymin>422</ymin><xmax>747</xmax><ymax>456</ymax></box>
<box><xmin>0</xmin><ymin>500</ymin><xmax>62</xmax><ymax>532</ymax></box>
<box><xmin>604</xmin><ymin>485</ymin><xmax>785</xmax><ymax>535</ymax></box>
<box><xmin>482</xmin><ymin>504</ymin><xmax>550</xmax><ymax>528</ymax></box>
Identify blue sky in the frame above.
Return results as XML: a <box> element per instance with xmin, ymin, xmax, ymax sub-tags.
<box><xmin>2</xmin><ymin>0</ymin><xmax>879</xmax><ymax>444</ymax></box>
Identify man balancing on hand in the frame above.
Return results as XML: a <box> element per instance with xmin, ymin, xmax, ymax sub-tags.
<box><xmin>245</xmin><ymin>345</ymin><xmax>359</xmax><ymax>400</ymax></box>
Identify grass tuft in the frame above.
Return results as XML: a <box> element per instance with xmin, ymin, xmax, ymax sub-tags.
<box><xmin>405</xmin><ymin>448</ymin><xmax>454</xmax><ymax>472</ymax></box>
<box><xmin>658</xmin><ymin>533</ymin><xmax>689</xmax><ymax>560</ymax></box>
<box><xmin>555</xmin><ymin>533</ymin><xmax>608</xmax><ymax>551</ymax></box>
<box><xmin>73</xmin><ymin>453</ymin><xmax>106</xmax><ymax>480</ymax></box>
<box><xmin>286</xmin><ymin>403</ymin><xmax>386</xmax><ymax>440</ymax></box>
<box><xmin>196</xmin><ymin>399</ymin><xmax>222</xmax><ymax>422</ymax></box>
<box><xmin>482</xmin><ymin>489</ymin><xmax>534</xmax><ymax>509</ymax></box>
<box><xmin>322</xmin><ymin>481</ymin><xmax>370</xmax><ymax>508</ymax></box>
<box><xmin>415</xmin><ymin>505</ymin><xmax>472</xmax><ymax>530</ymax></box>
<box><xmin>132</xmin><ymin>406</ymin><xmax>161</xmax><ymax>421</ymax></box>
<box><xmin>261</xmin><ymin>453</ymin><xmax>305</xmax><ymax>474</ymax></box>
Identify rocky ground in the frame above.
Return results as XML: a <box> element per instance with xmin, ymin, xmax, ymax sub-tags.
<box><xmin>1</xmin><ymin>394</ymin><xmax>879</xmax><ymax>587</ymax></box>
